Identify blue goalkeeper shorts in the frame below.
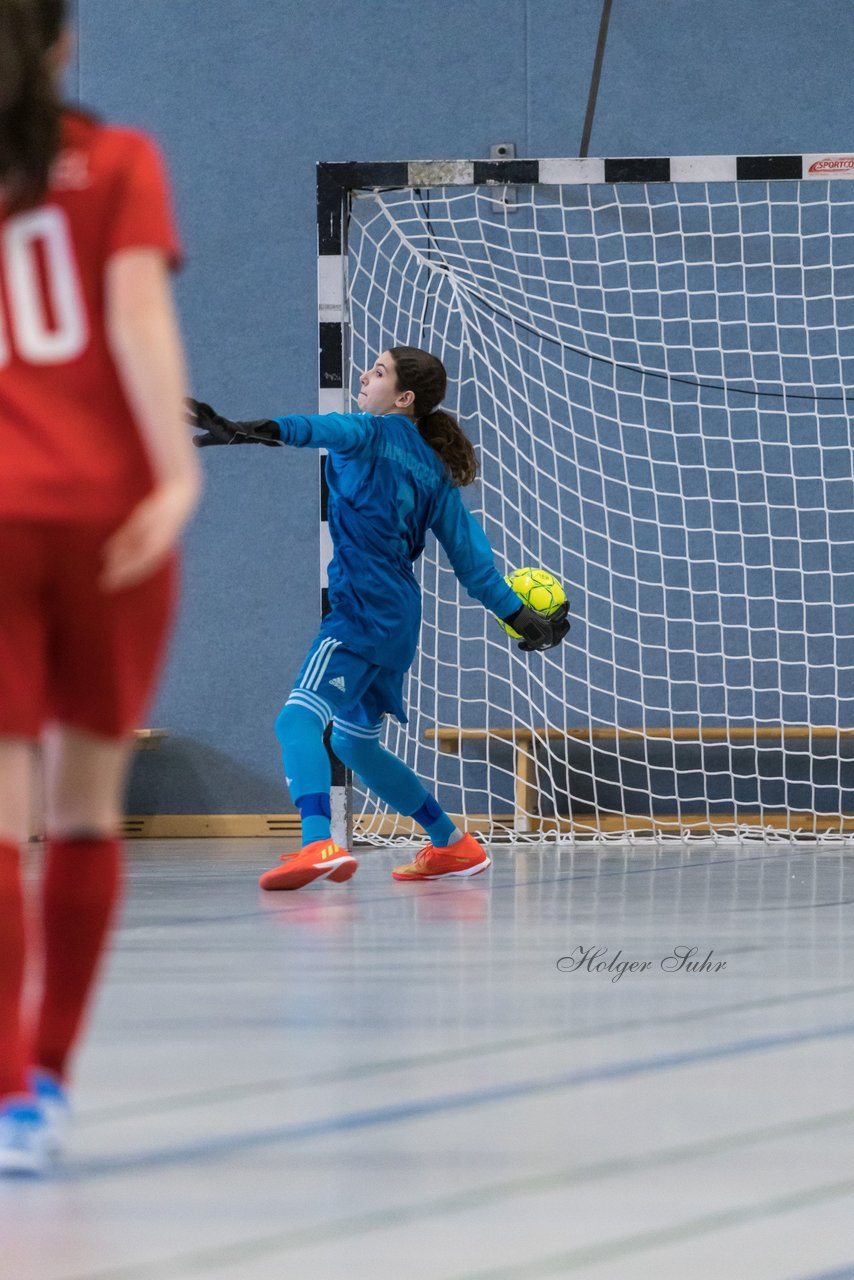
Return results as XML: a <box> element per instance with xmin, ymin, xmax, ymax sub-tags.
<box><xmin>286</xmin><ymin>635</ymin><xmax>407</xmax><ymax>729</ymax></box>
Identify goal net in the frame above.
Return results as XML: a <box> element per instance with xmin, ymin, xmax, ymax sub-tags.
<box><xmin>341</xmin><ymin>168</ymin><xmax>854</xmax><ymax>843</ymax></box>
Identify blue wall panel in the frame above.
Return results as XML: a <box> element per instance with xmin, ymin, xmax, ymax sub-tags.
<box><xmin>70</xmin><ymin>0</ymin><xmax>854</xmax><ymax>813</ymax></box>
<box><xmin>74</xmin><ymin>0</ymin><xmax>601</xmax><ymax>812</ymax></box>
<box><xmin>594</xmin><ymin>0</ymin><xmax>854</xmax><ymax>156</ymax></box>
<box><xmin>526</xmin><ymin>0</ymin><xmax>605</xmax><ymax>155</ymax></box>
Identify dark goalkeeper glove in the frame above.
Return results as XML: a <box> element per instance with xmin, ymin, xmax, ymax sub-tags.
<box><xmin>186</xmin><ymin>398</ymin><xmax>281</xmax><ymax>447</ymax></box>
<box><xmin>503</xmin><ymin>601</ymin><xmax>570</xmax><ymax>652</ymax></box>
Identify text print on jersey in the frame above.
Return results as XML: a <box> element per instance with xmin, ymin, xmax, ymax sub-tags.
<box><xmin>377</xmin><ymin>437</ymin><xmax>441</xmax><ymax>490</ymax></box>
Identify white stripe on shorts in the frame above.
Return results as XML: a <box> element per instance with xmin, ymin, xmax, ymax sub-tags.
<box><xmin>300</xmin><ymin>637</ymin><xmax>341</xmax><ymax>692</ymax></box>
<box><xmin>298</xmin><ymin>637</ymin><xmax>334</xmax><ymax>690</ymax></box>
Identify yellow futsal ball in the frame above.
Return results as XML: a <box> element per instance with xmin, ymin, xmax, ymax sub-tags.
<box><xmin>497</xmin><ymin>567</ymin><xmax>567</xmax><ymax>639</ymax></box>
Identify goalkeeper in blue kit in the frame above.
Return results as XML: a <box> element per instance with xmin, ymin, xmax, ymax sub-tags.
<box><xmin>188</xmin><ymin>345</ymin><xmax>569</xmax><ymax>888</ymax></box>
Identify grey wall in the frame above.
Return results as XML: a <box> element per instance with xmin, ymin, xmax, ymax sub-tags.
<box><xmin>69</xmin><ymin>0</ymin><xmax>854</xmax><ymax>814</ymax></box>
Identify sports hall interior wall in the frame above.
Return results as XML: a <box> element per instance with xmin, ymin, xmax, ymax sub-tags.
<box><xmin>69</xmin><ymin>0</ymin><xmax>854</xmax><ymax>817</ymax></box>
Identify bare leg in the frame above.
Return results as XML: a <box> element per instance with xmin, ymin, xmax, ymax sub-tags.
<box><xmin>0</xmin><ymin>737</ymin><xmax>33</xmax><ymax>845</ymax></box>
<box><xmin>41</xmin><ymin>725</ymin><xmax>134</xmax><ymax>837</ymax></box>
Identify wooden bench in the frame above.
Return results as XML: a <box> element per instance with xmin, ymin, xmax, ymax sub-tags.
<box><xmin>425</xmin><ymin>726</ymin><xmax>854</xmax><ymax>835</ymax></box>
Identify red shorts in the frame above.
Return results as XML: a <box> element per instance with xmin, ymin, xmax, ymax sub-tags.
<box><xmin>0</xmin><ymin>521</ymin><xmax>176</xmax><ymax>740</ymax></box>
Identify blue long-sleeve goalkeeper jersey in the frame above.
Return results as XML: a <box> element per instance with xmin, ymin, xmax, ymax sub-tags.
<box><xmin>272</xmin><ymin>411</ymin><xmax>520</xmax><ymax>672</ymax></box>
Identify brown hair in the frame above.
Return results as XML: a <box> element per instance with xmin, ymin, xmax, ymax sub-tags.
<box><xmin>388</xmin><ymin>345</ymin><xmax>478</xmax><ymax>487</ymax></box>
<box><xmin>0</xmin><ymin>0</ymin><xmax>65</xmax><ymax>212</ymax></box>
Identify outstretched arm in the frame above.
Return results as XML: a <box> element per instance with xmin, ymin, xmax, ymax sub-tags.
<box><xmin>187</xmin><ymin>399</ymin><xmax>281</xmax><ymax>446</ymax></box>
<box><xmin>430</xmin><ymin>486</ymin><xmax>520</xmax><ymax>616</ymax></box>
<box><xmin>430</xmin><ymin>487</ymin><xmax>569</xmax><ymax>652</ymax></box>
<box><xmin>187</xmin><ymin>400</ymin><xmax>376</xmax><ymax>455</ymax></box>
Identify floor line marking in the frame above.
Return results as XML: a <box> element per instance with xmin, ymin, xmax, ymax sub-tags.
<box><xmin>74</xmin><ymin>981</ymin><xmax>854</xmax><ymax>1126</ymax></box>
<box><xmin>450</xmin><ymin>1177</ymin><xmax>854</xmax><ymax>1279</ymax></box>
<box><xmin>54</xmin><ymin>1017</ymin><xmax>854</xmax><ymax>1184</ymax></box>
<box><xmin>55</xmin><ymin>1111</ymin><xmax>854</xmax><ymax>1280</ymax></box>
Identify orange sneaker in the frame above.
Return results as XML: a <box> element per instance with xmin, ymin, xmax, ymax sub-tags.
<box><xmin>259</xmin><ymin>839</ymin><xmax>358</xmax><ymax>891</ymax></box>
<box><xmin>391</xmin><ymin>833</ymin><xmax>491</xmax><ymax>881</ymax></box>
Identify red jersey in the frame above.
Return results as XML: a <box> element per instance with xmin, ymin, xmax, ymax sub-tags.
<box><xmin>0</xmin><ymin>111</ymin><xmax>181</xmax><ymax>521</ymax></box>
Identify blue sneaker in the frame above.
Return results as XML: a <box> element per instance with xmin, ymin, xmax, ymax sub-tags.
<box><xmin>30</xmin><ymin>1069</ymin><xmax>70</xmax><ymax>1154</ymax></box>
<box><xmin>0</xmin><ymin>1099</ymin><xmax>53</xmax><ymax>1176</ymax></box>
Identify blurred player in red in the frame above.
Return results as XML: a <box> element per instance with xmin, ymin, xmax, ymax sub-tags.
<box><xmin>0</xmin><ymin>0</ymin><xmax>200</xmax><ymax>1173</ymax></box>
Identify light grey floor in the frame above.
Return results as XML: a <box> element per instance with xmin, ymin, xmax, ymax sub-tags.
<box><xmin>3</xmin><ymin>837</ymin><xmax>854</xmax><ymax>1280</ymax></box>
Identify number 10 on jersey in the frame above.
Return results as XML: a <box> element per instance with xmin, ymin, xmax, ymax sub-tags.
<box><xmin>0</xmin><ymin>206</ymin><xmax>88</xmax><ymax>367</ymax></box>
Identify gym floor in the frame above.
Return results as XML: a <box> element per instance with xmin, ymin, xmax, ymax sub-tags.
<box><xmin>4</xmin><ymin>838</ymin><xmax>854</xmax><ymax>1280</ymax></box>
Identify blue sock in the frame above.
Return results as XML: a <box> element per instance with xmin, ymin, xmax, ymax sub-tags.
<box><xmin>295</xmin><ymin>793</ymin><xmax>332</xmax><ymax>845</ymax></box>
<box><xmin>410</xmin><ymin>795</ymin><xmax>457</xmax><ymax>848</ymax></box>
<box><xmin>275</xmin><ymin>700</ymin><xmax>332</xmax><ymax>844</ymax></box>
<box><xmin>329</xmin><ymin>722</ymin><xmax>459</xmax><ymax>846</ymax></box>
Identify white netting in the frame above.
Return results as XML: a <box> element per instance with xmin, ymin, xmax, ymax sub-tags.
<box><xmin>344</xmin><ymin>177</ymin><xmax>854</xmax><ymax>843</ymax></box>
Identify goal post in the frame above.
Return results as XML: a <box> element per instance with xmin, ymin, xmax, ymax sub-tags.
<box><xmin>316</xmin><ymin>153</ymin><xmax>854</xmax><ymax>845</ymax></box>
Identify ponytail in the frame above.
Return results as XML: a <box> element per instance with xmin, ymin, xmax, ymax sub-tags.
<box><xmin>0</xmin><ymin>0</ymin><xmax>65</xmax><ymax>212</ymax></box>
<box><xmin>388</xmin><ymin>344</ymin><xmax>479</xmax><ymax>487</ymax></box>
<box><xmin>417</xmin><ymin>409</ymin><xmax>478</xmax><ymax>487</ymax></box>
